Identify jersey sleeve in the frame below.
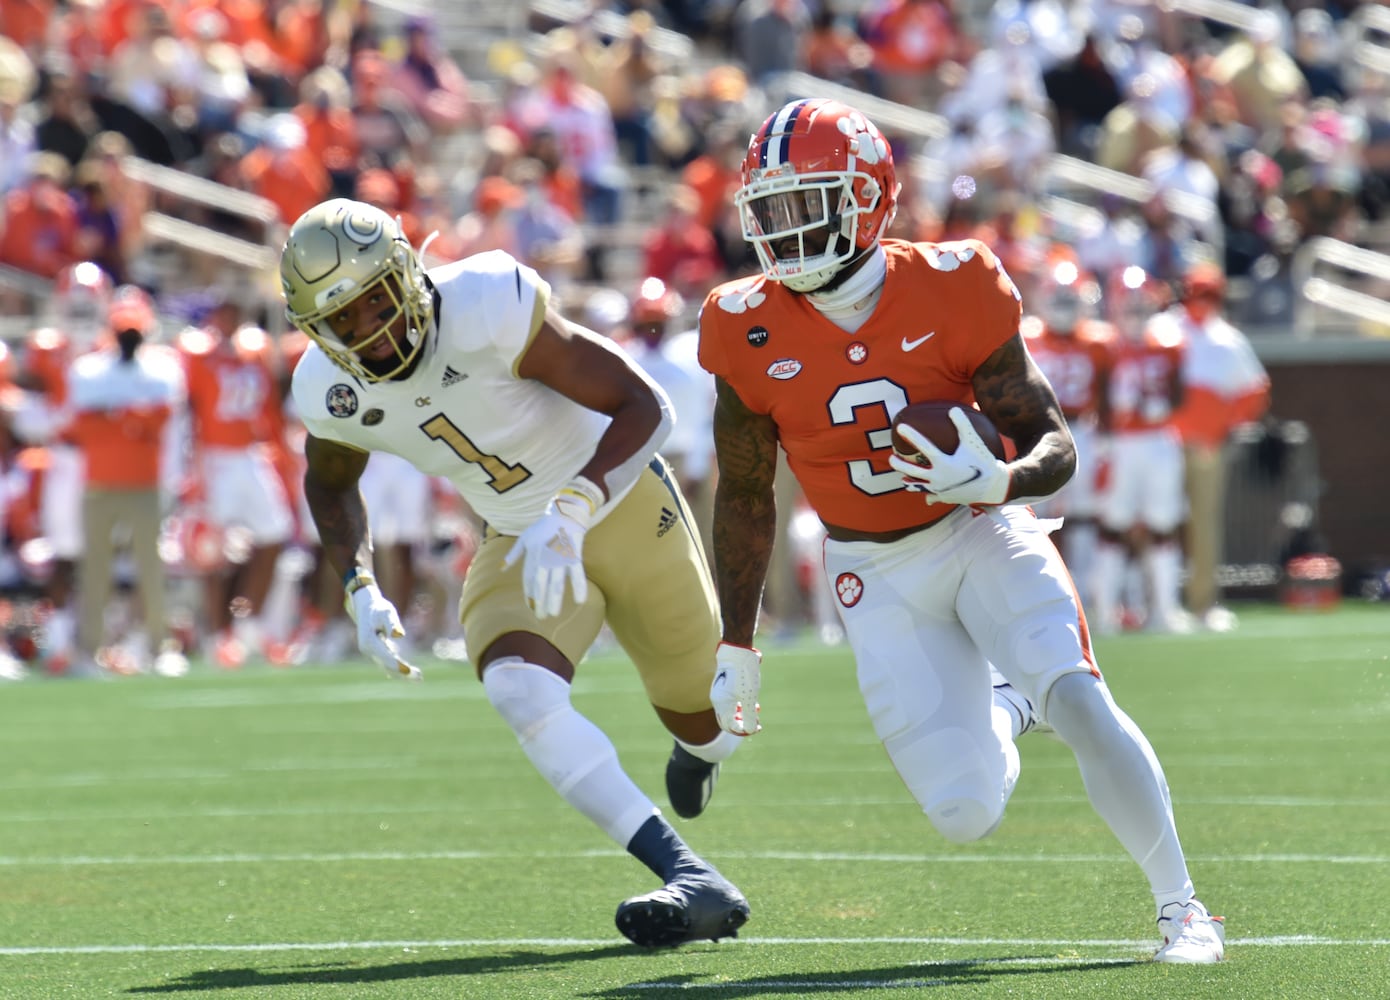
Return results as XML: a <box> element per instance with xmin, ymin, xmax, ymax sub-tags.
<box><xmin>289</xmin><ymin>350</ymin><xmax>368</xmax><ymax>451</ymax></box>
<box><xmin>464</xmin><ymin>251</ymin><xmax>551</xmax><ymax>376</ymax></box>
<box><xmin>939</xmin><ymin>239</ymin><xmax>1024</xmax><ymax>376</ymax></box>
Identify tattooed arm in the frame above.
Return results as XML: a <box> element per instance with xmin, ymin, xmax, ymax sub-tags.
<box><xmin>973</xmin><ymin>333</ymin><xmax>1077</xmax><ymax>502</ymax></box>
<box><xmin>710</xmin><ymin>376</ymin><xmax>780</xmax><ymax>646</ymax></box>
<box><xmin>303</xmin><ymin>433</ymin><xmax>374</xmax><ymax>580</ymax></box>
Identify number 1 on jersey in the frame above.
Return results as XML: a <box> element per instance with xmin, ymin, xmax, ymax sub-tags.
<box><xmin>421</xmin><ymin>414</ymin><xmax>532</xmax><ymax>493</ymax></box>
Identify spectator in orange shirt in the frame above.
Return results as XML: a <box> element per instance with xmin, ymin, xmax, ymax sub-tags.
<box><xmin>0</xmin><ymin>151</ymin><xmax>81</xmax><ymax>279</ymax></box>
<box><xmin>679</xmin><ymin>123</ymin><xmax>744</xmax><ymax>231</ymax></box>
<box><xmin>67</xmin><ymin>286</ymin><xmax>189</xmax><ymax>676</ymax></box>
<box><xmin>294</xmin><ymin>65</ymin><xmax>360</xmax><ymax>198</ymax></box>
<box><xmin>238</xmin><ymin>112</ymin><xmax>331</xmax><ymax>226</ymax></box>
<box><xmin>860</xmin><ymin>0</ymin><xmax>958</xmax><ymax>105</ymax></box>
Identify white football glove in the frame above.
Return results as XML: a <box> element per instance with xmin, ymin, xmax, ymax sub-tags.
<box><xmin>710</xmin><ymin>642</ymin><xmax>762</xmax><ymax>736</ymax></box>
<box><xmin>345</xmin><ymin>576</ymin><xmax>421</xmax><ymax>680</ymax></box>
<box><xmin>888</xmin><ymin>408</ymin><xmax>1011</xmax><ymax>507</ymax></box>
<box><xmin>503</xmin><ymin>477</ymin><xmax>603</xmax><ymax>619</ymax></box>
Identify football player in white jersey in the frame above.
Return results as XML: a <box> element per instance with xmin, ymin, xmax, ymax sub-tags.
<box><xmin>280</xmin><ymin>199</ymin><xmax>749</xmax><ymax>948</ymax></box>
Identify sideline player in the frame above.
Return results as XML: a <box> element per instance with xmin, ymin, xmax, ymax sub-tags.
<box><xmin>698</xmin><ymin>98</ymin><xmax>1225</xmax><ymax>963</ymax></box>
<box><xmin>279</xmin><ymin>199</ymin><xmax>748</xmax><ymax>948</ymax></box>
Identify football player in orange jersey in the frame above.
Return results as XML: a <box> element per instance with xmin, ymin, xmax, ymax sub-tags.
<box><xmin>10</xmin><ymin>262</ymin><xmax>112</xmax><ymax>673</ymax></box>
<box><xmin>1022</xmin><ymin>255</ymin><xmax>1114</xmax><ymax>607</ymax></box>
<box><xmin>1091</xmin><ymin>266</ymin><xmax>1188</xmax><ymax>635</ymax></box>
<box><xmin>699</xmin><ymin>98</ymin><xmax>1224</xmax><ymax>963</ymax></box>
<box><xmin>177</xmin><ymin>293</ymin><xmax>297</xmax><ymax>666</ymax></box>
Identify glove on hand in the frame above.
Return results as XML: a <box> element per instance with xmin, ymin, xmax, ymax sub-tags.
<box><xmin>503</xmin><ymin>477</ymin><xmax>603</xmax><ymax>619</ymax></box>
<box><xmin>888</xmin><ymin>408</ymin><xmax>1011</xmax><ymax>506</ymax></box>
<box><xmin>345</xmin><ymin>576</ymin><xmax>421</xmax><ymax>680</ymax></box>
<box><xmin>710</xmin><ymin>641</ymin><xmax>762</xmax><ymax>736</ymax></box>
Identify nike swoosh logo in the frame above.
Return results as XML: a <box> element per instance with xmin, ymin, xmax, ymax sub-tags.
<box><xmin>714</xmin><ymin>670</ymin><xmax>728</xmax><ymax>685</ymax></box>
<box><xmin>936</xmin><ymin>469</ymin><xmax>982</xmax><ymax>492</ymax></box>
<box><xmin>902</xmin><ymin>332</ymin><xmax>936</xmax><ymax>352</ymax></box>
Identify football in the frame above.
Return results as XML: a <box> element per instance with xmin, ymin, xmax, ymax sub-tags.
<box><xmin>891</xmin><ymin>400</ymin><xmax>1006</xmax><ymax>465</ymax></box>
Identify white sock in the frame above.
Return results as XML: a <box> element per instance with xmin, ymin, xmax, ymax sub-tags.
<box><xmin>484</xmin><ymin>658</ymin><xmax>656</xmax><ymax>846</ymax></box>
<box><xmin>1045</xmin><ymin>673</ymin><xmax>1194</xmax><ymax>909</ymax></box>
<box><xmin>674</xmin><ymin>729</ymin><xmax>742</xmax><ymax>764</ymax></box>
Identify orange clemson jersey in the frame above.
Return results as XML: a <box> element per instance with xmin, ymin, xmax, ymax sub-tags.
<box><xmin>179</xmin><ymin>326</ymin><xmax>284</xmax><ymax>448</ymax></box>
<box><xmin>1104</xmin><ymin>325</ymin><xmax>1184</xmax><ymax>434</ymax></box>
<box><xmin>699</xmin><ymin>238</ymin><xmax>1021</xmax><ymax>533</ymax></box>
<box><xmin>1022</xmin><ymin>316</ymin><xmax>1114</xmax><ymax>422</ymax></box>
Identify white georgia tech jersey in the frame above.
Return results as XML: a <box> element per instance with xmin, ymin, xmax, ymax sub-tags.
<box><xmin>292</xmin><ymin>250</ymin><xmax>620</xmax><ymax>535</ymax></box>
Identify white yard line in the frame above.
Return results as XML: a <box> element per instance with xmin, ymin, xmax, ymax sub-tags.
<box><xmin>0</xmin><ymin>935</ymin><xmax>1384</xmax><ymax>957</ymax></box>
<box><xmin>0</xmin><ymin>849</ymin><xmax>1385</xmax><ymax>867</ymax></box>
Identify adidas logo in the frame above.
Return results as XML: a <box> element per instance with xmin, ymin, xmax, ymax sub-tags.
<box><xmin>442</xmin><ymin>365</ymin><xmax>467</xmax><ymax>387</ymax></box>
<box><xmin>656</xmin><ymin>506</ymin><xmax>678</xmax><ymax>537</ymax></box>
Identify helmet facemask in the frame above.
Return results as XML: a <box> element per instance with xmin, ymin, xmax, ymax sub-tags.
<box><xmin>738</xmin><ymin>170</ymin><xmax>881</xmax><ymax>293</ymax></box>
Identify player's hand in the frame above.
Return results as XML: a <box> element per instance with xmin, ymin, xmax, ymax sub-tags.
<box><xmin>710</xmin><ymin>642</ymin><xmax>761</xmax><ymax>736</ymax></box>
<box><xmin>888</xmin><ymin>408</ymin><xmax>1011</xmax><ymax>507</ymax></box>
<box><xmin>345</xmin><ymin>579</ymin><xmax>421</xmax><ymax>680</ymax></box>
<box><xmin>503</xmin><ymin>478</ymin><xmax>603</xmax><ymax>619</ymax></box>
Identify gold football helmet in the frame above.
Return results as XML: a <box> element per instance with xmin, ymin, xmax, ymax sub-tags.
<box><xmin>280</xmin><ymin>199</ymin><xmax>432</xmax><ymax>381</ymax></box>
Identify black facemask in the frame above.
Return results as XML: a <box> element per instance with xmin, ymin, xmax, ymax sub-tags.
<box><xmin>115</xmin><ymin>328</ymin><xmax>144</xmax><ymax>362</ymax></box>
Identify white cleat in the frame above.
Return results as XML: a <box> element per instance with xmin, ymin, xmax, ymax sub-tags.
<box><xmin>1155</xmin><ymin>898</ymin><xmax>1225</xmax><ymax>963</ymax></box>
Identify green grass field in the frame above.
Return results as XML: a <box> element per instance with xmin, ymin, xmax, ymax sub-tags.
<box><xmin>2</xmin><ymin>603</ymin><xmax>1388</xmax><ymax>999</ymax></box>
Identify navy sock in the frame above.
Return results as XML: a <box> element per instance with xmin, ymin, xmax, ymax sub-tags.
<box><xmin>625</xmin><ymin>814</ymin><xmax>702</xmax><ymax>881</ymax></box>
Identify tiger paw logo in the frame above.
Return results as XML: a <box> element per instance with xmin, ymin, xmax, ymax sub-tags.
<box><xmin>835</xmin><ymin>572</ymin><xmax>864</xmax><ymax>608</ymax></box>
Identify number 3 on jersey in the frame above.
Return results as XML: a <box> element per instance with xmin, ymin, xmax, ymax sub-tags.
<box><xmin>828</xmin><ymin>378</ymin><xmax>909</xmax><ymax>496</ymax></box>
<box><xmin>421</xmin><ymin>413</ymin><xmax>532</xmax><ymax>493</ymax></box>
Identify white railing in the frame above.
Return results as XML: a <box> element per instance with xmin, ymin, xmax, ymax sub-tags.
<box><xmin>1157</xmin><ymin>0</ymin><xmax>1266</xmax><ymax>32</ymax></box>
<box><xmin>1291</xmin><ymin>237</ymin><xmax>1390</xmax><ymax>336</ymax></box>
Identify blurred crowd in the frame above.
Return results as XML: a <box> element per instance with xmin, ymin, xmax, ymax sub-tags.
<box><xmin>0</xmin><ymin>0</ymin><xmax>1377</xmax><ymax>675</ymax></box>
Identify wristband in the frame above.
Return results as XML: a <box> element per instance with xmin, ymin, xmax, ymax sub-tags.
<box><xmin>344</xmin><ymin>570</ymin><xmax>376</xmax><ymax>598</ymax></box>
<box><xmin>554</xmin><ymin>475</ymin><xmax>604</xmax><ymax>520</ymax></box>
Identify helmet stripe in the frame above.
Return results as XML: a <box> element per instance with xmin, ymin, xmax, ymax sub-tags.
<box><xmin>759</xmin><ymin>99</ymin><xmax>810</xmax><ymax>170</ymax></box>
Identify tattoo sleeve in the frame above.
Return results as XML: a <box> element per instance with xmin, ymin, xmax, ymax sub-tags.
<box><xmin>972</xmin><ymin>334</ymin><xmax>1078</xmax><ymax>502</ymax></box>
<box><xmin>303</xmin><ymin>433</ymin><xmax>374</xmax><ymax>582</ymax></box>
<box><xmin>710</xmin><ymin>377</ymin><xmax>780</xmax><ymax>646</ymax></box>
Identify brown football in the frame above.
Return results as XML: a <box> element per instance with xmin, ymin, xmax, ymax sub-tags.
<box><xmin>891</xmin><ymin>401</ymin><xmax>1006</xmax><ymax>466</ymax></box>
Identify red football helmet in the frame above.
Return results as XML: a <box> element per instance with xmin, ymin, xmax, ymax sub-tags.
<box><xmin>51</xmin><ymin>261</ymin><xmax>113</xmax><ymax>345</ymax></box>
<box><xmin>736</xmin><ymin>98</ymin><xmax>899</xmax><ymax>292</ymax></box>
<box><xmin>1034</xmin><ymin>257</ymin><xmax>1100</xmax><ymax>334</ymax></box>
<box><xmin>1105</xmin><ymin>265</ymin><xmax>1171</xmax><ymax>340</ymax></box>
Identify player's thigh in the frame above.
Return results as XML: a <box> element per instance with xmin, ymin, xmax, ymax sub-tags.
<box><xmin>1096</xmin><ymin>438</ymin><xmax>1142</xmax><ymax>531</ymax></box>
<box><xmin>956</xmin><ymin>508</ymin><xmax>1095</xmax><ymax>712</ymax></box>
<box><xmin>42</xmin><ymin>445</ymin><xmax>84</xmax><ymax>558</ymax></box>
<box><xmin>589</xmin><ymin>460</ymin><xmax>720</xmax><ymax>714</ymax></box>
<box><xmin>1066</xmin><ymin>423</ymin><xmax>1102</xmax><ymax>517</ymax></box>
<box><xmin>205</xmin><ymin>450</ymin><xmax>294</xmax><ymax>545</ymax></box>
<box><xmin>1137</xmin><ymin>433</ymin><xmax>1186</xmax><ymax>533</ymax></box>
<box><xmin>459</xmin><ymin>528</ymin><xmax>606</xmax><ymax>672</ymax></box>
<box><xmin>824</xmin><ymin>522</ymin><xmax>994</xmax><ymax>744</ymax></box>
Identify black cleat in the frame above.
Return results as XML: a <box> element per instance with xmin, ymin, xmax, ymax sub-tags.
<box><xmin>665</xmin><ymin>743</ymin><xmax>720</xmax><ymax>819</ymax></box>
<box><xmin>615</xmin><ymin>869</ymin><xmax>750</xmax><ymax>948</ymax></box>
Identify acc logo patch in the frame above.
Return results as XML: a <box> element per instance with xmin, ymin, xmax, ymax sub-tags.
<box><xmin>747</xmin><ymin>326</ymin><xmax>769</xmax><ymax>348</ymax></box>
<box><xmin>361</xmin><ymin>408</ymin><xmax>384</xmax><ymax>426</ymax></box>
<box><xmin>766</xmin><ymin>358</ymin><xmax>802</xmax><ymax>380</ymax></box>
<box><xmin>836</xmin><ymin>572</ymin><xmax>864</xmax><ymax>608</ymax></box>
<box><xmin>326</xmin><ymin>383</ymin><xmax>358</xmax><ymax>418</ymax></box>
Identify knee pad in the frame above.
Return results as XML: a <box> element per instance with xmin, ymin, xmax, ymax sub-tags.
<box><xmin>482</xmin><ymin>656</ymin><xmax>570</xmax><ymax>739</ymax></box>
<box><xmin>925</xmin><ymin>796</ymin><xmax>1005</xmax><ymax>845</ymax></box>
<box><xmin>886</xmin><ymin>723</ymin><xmax>1016</xmax><ymax>844</ymax></box>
